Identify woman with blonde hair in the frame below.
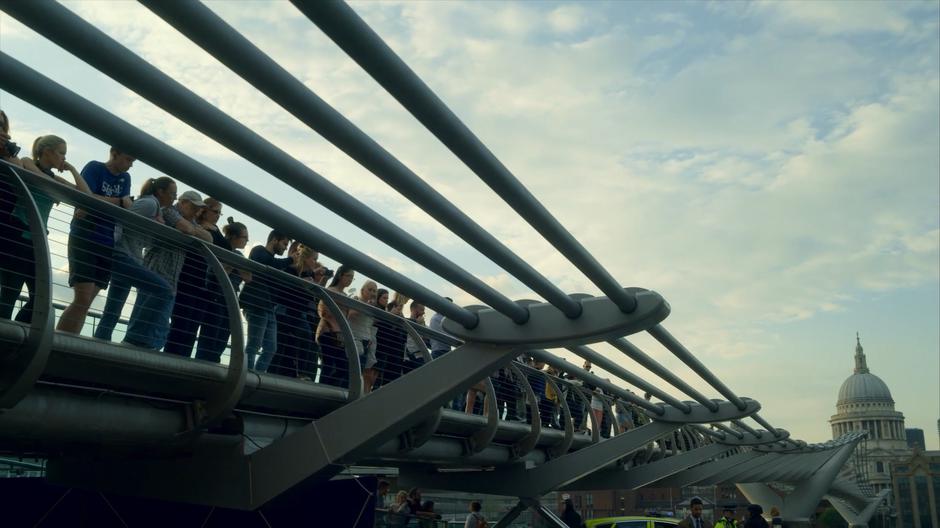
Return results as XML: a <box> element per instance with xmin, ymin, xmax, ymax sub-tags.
<box><xmin>1</xmin><ymin>134</ymin><xmax>91</xmax><ymax>322</ymax></box>
<box><xmin>348</xmin><ymin>279</ymin><xmax>379</xmax><ymax>393</ymax></box>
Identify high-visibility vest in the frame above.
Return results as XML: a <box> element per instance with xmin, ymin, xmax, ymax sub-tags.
<box><xmin>715</xmin><ymin>518</ymin><xmax>737</xmax><ymax>528</ymax></box>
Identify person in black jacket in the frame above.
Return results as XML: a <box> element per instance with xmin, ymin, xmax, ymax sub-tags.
<box><xmin>744</xmin><ymin>504</ymin><xmax>768</xmax><ymax>528</ymax></box>
<box><xmin>239</xmin><ymin>229</ymin><xmax>290</xmax><ymax>370</ymax></box>
<box><xmin>560</xmin><ymin>497</ymin><xmax>583</xmax><ymax>528</ymax></box>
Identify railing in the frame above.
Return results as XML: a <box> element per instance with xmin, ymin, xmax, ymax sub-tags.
<box><xmin>0</xmin><ymin>159</ymin><xmax>675</xmax><ymax>456</ymax></box>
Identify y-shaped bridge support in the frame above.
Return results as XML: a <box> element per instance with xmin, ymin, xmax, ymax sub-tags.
<box><xmin>492</xmin><ymin>497</ymin><xmax>569</xmax><ymax>528</ymax></box>
<box><xmin>825</xmin><ymin>488</ymin><xmax>890</xmax><ymax>528</ymax></box>
<box><xmin>737</xmin><ymin>438</ymin><xmax>861</xmax><ymax>527</ymax></box>
<box><xmin>47</xmin><ymin>342</ymin><xmax>516</xmax><ymax>509</ymax></box>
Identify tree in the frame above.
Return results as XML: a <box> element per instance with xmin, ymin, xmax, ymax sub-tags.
<box><xmin>817</xmin><ymin>507</ymin><xmax>848</xmax><ymax>528</ymax></box>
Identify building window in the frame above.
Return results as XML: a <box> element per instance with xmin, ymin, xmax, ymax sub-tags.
<box><xmin>876</xmin><ymin>461</ymin><xmax>884</xmax><ymax>473</ymax></box>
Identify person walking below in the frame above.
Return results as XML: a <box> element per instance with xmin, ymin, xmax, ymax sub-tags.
<box><xmin>715</xmin><ymin>505</ymin><xmax>737</xmax><ymax>528</ymax></box>
<box><xmin>743</xmin><ymin>504</ymin><xmax>768</xmax><ymax>528</ymax></box>
<box><xmin>560</xmin><ymin>496</ymin><xmax>583</xmax><ymax>528</ymax></box>
<box><xmin>679</xmin><ymin>497</ymin><xmax>713</xmax><ymax>528</ymax></box>
<box><xmin>464</xmin><ymin>501</ymin><xmax>488</xmax><ymax>528</ymax></box>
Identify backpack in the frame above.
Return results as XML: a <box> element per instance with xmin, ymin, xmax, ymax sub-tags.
<box><xmin>472</xmin><ymin>512</ymin><xmax>488</xmax><ymax>528</ymax></box>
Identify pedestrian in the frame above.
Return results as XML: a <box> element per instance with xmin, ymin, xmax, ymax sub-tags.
<box><xmin>560</xmin><ymin>496</ymin><xmax>583</xmax><ymax>528</ymax></box>
<box><xmin>193</xmin><ymin>217</ymin><xmax>250</xmax><ymax>362</ymax></box>
<box><xmin>375</xmin><ymin>300</ymin><xmax>408</xmax><ymax>386</ymax></box>
<box><xmin>57</xmin><ymin>147</ymin><xmax>134</xmax><ymax>334</ymax></box>
<box><xmin>268</xmin><ymin>244</ymin><xmax>318</xmax><ymax>379</ymax></box>
<box><xmin>135</xmin><ymin>190</ymin><xmax>212</xmax><ymax>350</ymax></box>
<box><xmin>94</xmin><ymin>177</ymin><xmax>176</xmax><ymax>348</ymax></box>
<box><xmin>744</xmin><ymin>504</ymin><xmax>768</xmax><ymax>528</ymax></box>
<box><xmin>769</xmin><ymin>507</ymin><xmax>781</xmax><ymax>528</ymax></box>
<box><xmin>163</xmin><ymin>197</ymin><xmax>223</xmax><ymax>356</ymax></box>
<box><xmin>715</xmin><ymin>505</ymin><xmax>737</xmax><ymax>528</ymax></box>
<box><xmin>239</xmin><ymin>229</ymin><xmax>290</xmax><ymax>370</ymax></box>
<box><xmin>0</xmin><ymin>134</ymin><xmax>91</xmax><ymax>322</ymax></box>
<box><xmin>464</xmin><ymin>500</ymin><xmax>488</xmax><ymax>528</ymax></box>
<box><xmin>348</xmin><ymin>280</ymin><xmax>379</xmax><ymax>392</ymax></box>
<box><xmin>402</xmin><ymin>301</ymin><xmax>427</xmax><ymax>373</ymax></box>
<box><xmin>678</xmin><ymin>497</ymin><xmax>713</xmax><ymax>528</ymax></box>
<box><xmin>317</xmin><ymin>264</ymin><xmax>354</xmax><ymax>386</ymax></box>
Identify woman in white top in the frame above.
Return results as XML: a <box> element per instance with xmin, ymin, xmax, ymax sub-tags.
<box><xmin>347</xmin><ymin>280</ymin><xmax>378</xmax><ymax>393</ymax></box>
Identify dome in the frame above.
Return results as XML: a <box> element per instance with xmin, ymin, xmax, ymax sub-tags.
<box><xmin>836</xmin><ymin>334</ymin><xmax>895</xmax><ymax>406</ymax></box>
<box><xmin>837</xmin><ymin>371</ymin><xmax>894</xmax><ymax>405</ymax></box>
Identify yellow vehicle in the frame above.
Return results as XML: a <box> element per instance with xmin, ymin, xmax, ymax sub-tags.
<box><xmin>585</xmin><ymin>516</ymin><xmax>680</xmax><ymax>528</ymax></box>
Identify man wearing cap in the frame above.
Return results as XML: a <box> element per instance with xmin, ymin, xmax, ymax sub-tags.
<box><xmin>715</xmin><ymin>505</ymin><xmax>737</xmax><ymax>528</ymax></box>
<box><xmin>679</xmin><ymin>497</ymin><xmax>713</xmax><ymax>528</ymax></box>
<box><xmin>141</xmin><ymin>189</ymin><xmax>212</xmax><ymax>350</ymax></box>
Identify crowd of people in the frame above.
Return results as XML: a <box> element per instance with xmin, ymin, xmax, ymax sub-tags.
<box><xmin>376</xmin><ymin>483</ymin><xmax>487</xmax><ymax>528</ymax></box>
<box><xmin>1</xmin><ymin>110</ymin><xmax>644</xmax><ymax>436</ymax></box>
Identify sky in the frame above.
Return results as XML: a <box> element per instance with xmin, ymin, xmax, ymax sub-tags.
<box><xmin>1</xmin><ymin>1</ymin><xmax>938</xmax><ymax>449</ymax></box>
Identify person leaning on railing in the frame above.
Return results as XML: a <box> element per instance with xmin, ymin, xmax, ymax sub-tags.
<box><xmin>374</xmin><ymin>299</ymin><xmax>408</xmax><ymax>387</ymax></box>
<box><xmin>316</xmin><ymin>264</ymin><xmax>354</xmax><ymax>386</ymax></box>
<box><xmin>268</xmin><ymin>244</ymin><xmax>319</xmax><ymax>380</ymax></box>
<box><xmin>94</xmin><ymin>177</ymin><xmax>176</xmax><ymax>349</ymax></box>
<box><xmin>402</xmin><ymin>300</ymin><xmax>427</xmax><ymax>374</ymax></box>
<box><xmin>140</xmin><ymin>190</ymin><xmax>212</xmax><ymax>351</ymax></box>
<box><xmin>193</xmin><ymin>217</ymin><xmax>251</xmax><ymax>363</ymax></box>
<box><xmin>0</xmin><ymin>131</ymin><xmax>91</xmax><ymax>323</ymax></box>
<box><xmin>347</xmin><ymin>279</ymin><xmax>379</xmax><ymax>393</ymax></box>
<box><xmin>56</xmin><ymin>146</ymin><xmax>135</xmax><ymax>335</ymax></box>
<box><xmin>238</xmin><ymin>229</ymin><xmax>291</xmax><ymax>371</ymax></box>
<box><xmin>164</xmin><ymin>197</ymin><xmax>225</xmax><ymax>358</ymax></box>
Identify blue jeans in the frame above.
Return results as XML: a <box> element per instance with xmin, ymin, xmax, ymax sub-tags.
<box><xmin>245</xmin><ymin>307</ymin><xmax>277</xmax><ymax>371</ymax></box>
<box><xmin>112</xmin><ymin>252</ymin><xmax>174</xmax><ymax>350</ymax></box>
<box><xmin>94</xmin><ymin>258</ymin><xmax>131</xmax><ymax>342</ymax></box>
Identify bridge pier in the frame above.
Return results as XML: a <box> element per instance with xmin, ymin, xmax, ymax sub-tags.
<box><xmin>737</xmin><ymin>438</ymin><xmax>862</xmax><ymax>527</ymax></box>
<box><xmin>492</xmin><ymin>497</ymin><xmax>568</xmax><ymax>528</ymax></box>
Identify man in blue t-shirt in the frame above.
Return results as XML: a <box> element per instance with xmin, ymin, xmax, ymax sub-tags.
<box><xmin>57</xmin><ymin>147</ymin><xmax>134</xmax><ymax>334</ymax></box>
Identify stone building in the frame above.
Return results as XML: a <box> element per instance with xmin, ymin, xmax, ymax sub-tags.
<box><xmin>829</xmin><ymin>335</ymin><xmax>912</xmax><ymax>493</ymax></box>
<box><xmin>890</xmin><ymin>449</ymin><xmax>939</xmax><ymax>528</ymax></box>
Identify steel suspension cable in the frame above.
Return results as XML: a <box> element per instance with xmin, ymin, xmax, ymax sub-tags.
<box><xmin>140</xmin><ymin>0</ymin><xmax>583</xmax><ymax>320</ymax></box>
<box><xmin>0</xmin><ymin>52</ymin><xmax>476</xmax><ymax>328</ymax></box>
<box><xmin>292</xmin><ymin>0</ymin><xmax>638</xmax><ymax>314</ymax></box>
<box><xmin>1</xmin><ymin>0</ymin><xmax>528</xmax><ymax>325</ymax></box>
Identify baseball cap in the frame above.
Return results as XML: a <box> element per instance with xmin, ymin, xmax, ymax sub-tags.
<box><xmin>178</xmin><ymin>190</ymin><xmax>206</xmax><ymax>207</ymax></box>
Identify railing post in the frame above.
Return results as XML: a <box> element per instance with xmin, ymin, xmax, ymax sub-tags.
<box><xmin>0</xmin><ymin>166</ymin><xmax>54</xmax><ymax>409</ymax></box>
<box><xmin>509</xmin><ymin>363</ymin><xmax>541</xmax><ymax>459</ymax></box>
<box><xmin>185</xmin><ymin>241</ymin><xmax>246</xmax><ymax>431</ymax></box>
<box><xmin>396</xmin><ymin>317</ymin><xmax>441</xmax><ymax>452</ymax></box>
<box><xmin>316</xmin><ymin>289</ymin><xmax>362</xmax><ymax>400</ymax></box>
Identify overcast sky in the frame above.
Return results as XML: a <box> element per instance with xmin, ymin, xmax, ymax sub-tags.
<box><xmin>1</xmin><ymin>1</ymin><xmax>937</xmax><ymax>449</ymax></box>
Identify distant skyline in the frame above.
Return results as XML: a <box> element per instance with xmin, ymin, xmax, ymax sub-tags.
<box><xmin>1</xmin><ymin>1</ymin><xmax>937</xmax><ymax>448</ymax></box>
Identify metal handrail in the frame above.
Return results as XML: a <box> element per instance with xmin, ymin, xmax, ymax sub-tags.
<box><xmin>0</xmin><ymin>50</ymin><xmax>478</xmax><ymax>329</ymax></box>
<box><xmin>0</xmin><ymin>164</ymin><xmax>54</xmax><ymax>409</ymax></box>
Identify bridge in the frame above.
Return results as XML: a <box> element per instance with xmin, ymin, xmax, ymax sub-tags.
<box><xmin>0</xmin><ymin>1</ymin><xmax>888</xmax><ymax>526</ymax></box>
